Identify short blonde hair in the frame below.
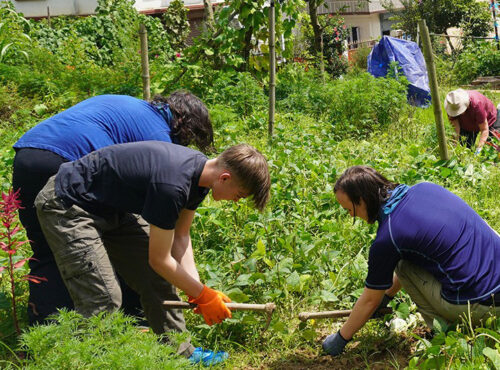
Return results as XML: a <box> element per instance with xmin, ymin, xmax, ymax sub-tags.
<box><xmin>217</xmin><ymin>144</ymin><xmax>270</xmax><ymax>211</ymax></box>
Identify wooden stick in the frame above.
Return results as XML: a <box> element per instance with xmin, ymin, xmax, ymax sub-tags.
<box><xmin>298</xmin><ymin>307</ymin><xmax>392</xmax><ymax>322</ymax></box>
<box><xmin>163</xmin><ymin>301</ymin><xmax>275</xmax><ymax>312</ymax></box>
<box><xmin>162</xmin><ymin>301</ymin><xmax>276</xmax><ymax>331</ymax></box>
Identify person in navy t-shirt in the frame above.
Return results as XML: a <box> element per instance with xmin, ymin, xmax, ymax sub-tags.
<box><xmin>322</xmin><ymin>165</ymin><xmax>500</xmax><ymax>357</ymax></box>
<box><xmin>12</xmin><ymin>91</ymin><xmax>213</xmax><ymax>325</ymax></box>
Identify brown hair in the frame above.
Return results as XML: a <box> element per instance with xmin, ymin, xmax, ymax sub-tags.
<box><xmin>217</xmin><ymin>144</ymin><xmax>271</xmax><ymax>211</ymax></box>
<box><xmin>334</xmin><ymin>165</ymin><xmax>398</xmax><ymax>223</ymax></box>
<box><xmin>152</xmin><ymin>90</ymin><xmax>214</xmax><ymax>153</ymax></box>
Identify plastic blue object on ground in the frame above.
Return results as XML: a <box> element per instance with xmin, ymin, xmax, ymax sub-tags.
<box><xmin>367</xmin><ymin>36</ymin><xmax>431</xmax><ymax>107</ymax></box>
<box><xmin>189</xmin><ymin>347</ymin><xmax>229</xmax><ymax>366</ymax></box>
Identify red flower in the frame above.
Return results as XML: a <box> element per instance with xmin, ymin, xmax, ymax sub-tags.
<box><xmin>176</xmin><ymin>52</ymin><xmax>181</xmax><ymax>58</ymax></box>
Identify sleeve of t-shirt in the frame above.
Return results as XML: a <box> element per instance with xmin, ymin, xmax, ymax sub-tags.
<box><xmin>141</xmin><ymin>183</ymin><xmax>186</xmax><ymax>230</ymax></box>
<box><xmin>474</xmin><ymin>101</ymin><xmax>487</xmax><ymax>125</ymax></box>
<box><xmin>185</xmin><ymin>188</ymin><xmax>209</xmax><ymax>210</ymax></box>
<box><xmin>365</xmin><ymin>238</ymin><xmax>401</xmax><ymax>290</ymax></box>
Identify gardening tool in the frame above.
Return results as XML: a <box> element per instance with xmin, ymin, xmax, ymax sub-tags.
<box><xmin>162</xmin><ymin>301</ymin><xmax>277</xmax><ymax>331</ymax></box>
<box><xmin>298</xmin><ymin>307</ymin><xmax>393</xmax><ymax>322</ymax></box>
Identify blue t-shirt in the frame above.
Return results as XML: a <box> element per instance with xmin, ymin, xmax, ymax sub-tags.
<box><xmin>14</xmin><ymin>95</ymin><xmax>173</xmax><ymax>161</ymax></box>
<box><xmin>366</xmin><ymin>182</ymin><xmax>500</xmax><ymax>304</ymax></box>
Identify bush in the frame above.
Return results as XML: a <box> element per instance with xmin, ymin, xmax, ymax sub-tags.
<box><xmin>452</xmin><ymin>41</ymin><xmax>500</xmax><ymax>84</ymax></box>
<box><xmin>19</xmin><ymin>311</ymin><xmax>189</xmax><ymax>369</ymax></box>
<box><xmin>349</xmin><ymin>45</ymin><xmax>372</xmax><ymax>71</ymax></box>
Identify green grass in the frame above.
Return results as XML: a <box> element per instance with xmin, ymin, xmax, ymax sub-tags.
<box><xmin>0</xmin><ymin>71</ymin><xmax>499</xmax><ymax>368</ymax></box>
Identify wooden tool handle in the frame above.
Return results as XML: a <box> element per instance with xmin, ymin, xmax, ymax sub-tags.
<box><xmin>298</xmin><ymin>307</ymin><xmax>392</xmax><ymax>321</ymax></box>
<box><xmin>162</xmin><ymin>301</ymin><xmax>276</xmax><ymax>312</ymax></box>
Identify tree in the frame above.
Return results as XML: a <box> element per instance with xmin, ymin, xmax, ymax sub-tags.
<box><xmin>383</xmin><ymin>0</ymin><xmax>492</xmax><ymax>44</ymax></box>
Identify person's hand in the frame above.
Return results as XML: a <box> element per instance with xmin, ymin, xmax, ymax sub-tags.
<box><xmin>371</xmin><ymin>294</ymin><xmax>393</xmax><ymax>319</ymax></box>
<box><xmin>322</xmin><ymin>331</ymin><xmax>349</xmax><ymax>356</ymax></box>
<box><xmin>188</xmin><ymin>285</ymin><xmax>232</xmax><ymax>325</ymax></box>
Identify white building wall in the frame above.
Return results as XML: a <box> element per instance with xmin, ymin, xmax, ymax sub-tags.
<box><xmin>10</xmin><ymin>0</ymin><xmax>205</xmax><ymax>18</ymax></box>
<box><xmin>343</xmin><ymin>13</ymin><xmax>381</xmax><ymax>42</ymax></box>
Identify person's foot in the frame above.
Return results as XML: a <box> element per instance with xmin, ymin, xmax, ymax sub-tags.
<box><xmin>189</xmin><ymin>347</ymin><xmax>228</xmax><ymax>366</ymax></box>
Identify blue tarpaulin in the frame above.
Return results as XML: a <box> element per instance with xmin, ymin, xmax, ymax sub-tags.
<box><xmin>367</xmin><ymin>36</ymin><xmax>431</xmax><ymax>108</ymax></box>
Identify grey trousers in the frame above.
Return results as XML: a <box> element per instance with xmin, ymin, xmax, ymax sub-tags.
<box><xmin>395</xmin><ymin>260</ymin><xmax>500</xmax><ymax>329</ymax></box>
<box><xmin>35</xmin><ymin>176</ymin><xmax>194</xmax><ymax>357</ymax></box>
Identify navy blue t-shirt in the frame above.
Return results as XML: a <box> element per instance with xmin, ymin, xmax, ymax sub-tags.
<box><xmin>54</xmin><ymin>141</ymin><xmax>209</xmax><ymax>230</ymax></box>
<box><xmin>366</xmin><ymin>182</ymin><xmax>500</xmax><ymax>304</ymax></box>
<box><xmin>14</xmin><ymin>95</ymin><xmax>173</xmax><ymax>161</ymax></box>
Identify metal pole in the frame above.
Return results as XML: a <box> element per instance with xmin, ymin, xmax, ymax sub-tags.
<box><xmin>47</xmin><ymin>6</ymin><xmax>51</xmax><ymax>28</ymax></box>
<box><xmin>418</xmin><ymin>20</ymin><xmax>449</xmax><ymax>161</ymax></box>
<box><xmin>268</xmin><ymin>0</ymin><xmax>276</xmax><ymax>140</ymax></box>
<box><xmin>139</xmin><ymin>24</ymin><xmax>151</xmax><ymax>101</ymax></box>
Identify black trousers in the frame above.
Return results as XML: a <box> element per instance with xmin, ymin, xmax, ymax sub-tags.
<box><xmin>12</xmin><ymin>148</ymin><xmax>144</xmax><ymax>325</ymax></box>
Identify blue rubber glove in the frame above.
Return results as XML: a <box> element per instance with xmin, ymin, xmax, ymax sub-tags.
<box><xmin>475</xmin><ymin>147</ymin><xmax>482</xmax><ymax>155</ymax></box>
<box><xmin>322</xmin><ymin>331</ymin><xmax>349</xmax><ymax>356</ymax></box>
<box><xmin>189</xmin><ymin>347</ymin><xmax>228</xmax><ymax>366</ymax></box>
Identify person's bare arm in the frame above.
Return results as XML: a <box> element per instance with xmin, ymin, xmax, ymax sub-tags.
<box><xmin>450</xmin><ymin>118</ymin><xmax>461</xmax><ymax>144</ymax></box>
<box><xmin>148</xmin><ymin>223</ymin><xmax>203</xmax><ymax>298</ymax></box>
<box><xmin>476</xmin><ymin>119</ymin><xmax>489</xmax><ymax>151</ymax></box>
<box><xmin>171</xmin><ymin>209</ymin><xmax>199</xmax><ymax>282</ymax></box>
<box><xmin>385</xmin><ymin>274</ymin><xmax>401</xmax><ymax>297</ymax></box>
<box><xmin>340</xmin><ymin>288</ymin><xmax>385</xmax><ymax>340</ymax></box>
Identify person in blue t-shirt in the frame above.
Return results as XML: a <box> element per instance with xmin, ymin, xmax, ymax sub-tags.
<box><xmin>12</xmin><ymin>91</ymin><xmax>213</xmax><ymax>325</ymax></box>
<box><xmin>323</xmin><ymin>165</ymin><xmax>500</xmax><ymax>357</ymax></box>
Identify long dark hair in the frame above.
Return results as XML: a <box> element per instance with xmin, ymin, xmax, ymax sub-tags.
<box><xmin>152</xmin><ymin>90</ymin><xmax>214</xmax><ymax>153</ymax></box>
<box><xmin>334</xmin><ymin>165</ymin><xmax>398</xmax><ymax>223</ymax></box>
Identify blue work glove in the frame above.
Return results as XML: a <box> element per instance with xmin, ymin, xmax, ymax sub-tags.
<box><xmin>189</xmin><ymin>347</ymin><xmax>228</xmax><ymax>366</ymax></box>
<box><xmin>474</xmin><ymin>147</ymin><xmax>482</xmax><ymax>155</ymax></box>
<box><xmin>322</xmin><ymin>331</ymin><xmax>349</xmax><ymax>356</ymax></box>
<box><xmin>371</xmin><ymin>294</ymin><xmax>393</xmax><ymax>319</ymax></box>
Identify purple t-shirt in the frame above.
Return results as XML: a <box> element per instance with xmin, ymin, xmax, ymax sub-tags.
<box><xmin>366</xmin><ymin>182</ymin><xmax>500</xmax><ymax>304</ymax></box>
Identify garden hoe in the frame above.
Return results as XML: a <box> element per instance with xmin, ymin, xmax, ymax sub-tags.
<box><xmin>298</xmin><ymin>307</ymin><xmax>392</xmax><ymax>322</ymax></box>
<box><xmin>162</xmin><ymin>301</ymin><xmax>277</xmax><ymax>331</ymax></box>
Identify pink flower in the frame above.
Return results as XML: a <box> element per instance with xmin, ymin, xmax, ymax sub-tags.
<box><xmin>343</xmin><ymin>24</ymin><xmax>347</xmax><ymax>29</ymax></box>
<box><xmin>335</xmin><ymin>37</ymin><xmax>340</xmax><ymax>41</ymax></box>
<box><xmin>333</xmin><ymin>27</ymin><xmax>337</xmax><ymax>32</ymax></box>
<box><xmin>176</xmin><ymin>52</ymin><xmax>181</xmax><ymax>58</ymax></box>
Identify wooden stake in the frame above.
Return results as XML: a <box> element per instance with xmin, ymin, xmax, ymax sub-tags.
<box><xmin>139</xmin><ymin>24</ymin><xmax>150</xmax><ymax>101</ymax></box>
<box><xmin>268</xmin><ymin>0</ymin><xmax>276</xmax><ymax>140</ymax></box>
<box><xmin>418</xmin><ymin>20</ymin><xmax>449</xmax><ymax>160</ymax></box>
<box><xmin>298</xmin><ymin>307</ymin><xmax>392</xmax><ymax>321</ymax></box>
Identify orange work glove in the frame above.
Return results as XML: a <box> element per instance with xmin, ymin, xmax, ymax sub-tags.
<box><xmin>188</xmin><ymin>285</ymin><xmax>232</xmax><ymax>326</ymax></box>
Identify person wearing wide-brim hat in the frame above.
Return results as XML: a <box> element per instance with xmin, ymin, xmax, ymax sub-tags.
<box><xmin>444</xmin><ymin>89</ymin><xmax>500</xmax><ymax>154</ymax></box>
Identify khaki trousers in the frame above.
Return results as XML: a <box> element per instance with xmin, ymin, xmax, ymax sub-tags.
<box><xmin>395</xmin><ymin>260</ymin><xmax>500</xmax><ymax>329</ymax></box>
<box><xmin>35</xmin><ymin>176</ymin><xmax>194</xmax><ymax>357</ymax></box>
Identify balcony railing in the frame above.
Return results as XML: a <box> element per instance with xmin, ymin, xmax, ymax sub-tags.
<box><xmin>317</xmin><ymin>0</ymin><xmax>402</xmax><ymax>15</ymax></box>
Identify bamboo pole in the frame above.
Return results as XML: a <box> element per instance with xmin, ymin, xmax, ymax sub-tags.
<box><xmin>139</xmin><ymin>24</ymin><xmax>151</xmax><ymax>101</ymax></box>
<box><xmin>418</xmin><ymin>20</ymin><xmax>449</xmax><ymax>161</ymax></box>
<box><xmin>268</xmin><ymin>0</ymin><xmax>276</xmax><ymax>140</ymax></box>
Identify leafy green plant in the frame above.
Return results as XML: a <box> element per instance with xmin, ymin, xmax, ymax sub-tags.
<box><xmin>163</xmin><ymin>0</ymin><xmax>190</xmax><ymax>51</ymax></box>
<box><xmin>452</xmin><ymin>41</ymin><xmax>500</xmax><ymax>84</ymax></box>
<box><xmin>20</xmin><ymin>310</ymin><xmax>189</xmax><ymax>369</ymax></box>
<box><xmin>0</xmin><ymin>1</ymin><xmax>32</xmax><ymax>64</ymax></box>
<box><xmin>0</xmin><ymin>189</ymin><xmax>44</xmax><ymax>336</ymax></box>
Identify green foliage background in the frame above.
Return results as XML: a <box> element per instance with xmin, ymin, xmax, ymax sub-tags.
<box><xmin>0</xmin><ymin>0</ymin><xmax>499</xmax><ymax>368</ymax></box>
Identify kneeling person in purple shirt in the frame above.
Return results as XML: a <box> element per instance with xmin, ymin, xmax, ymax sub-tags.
<box><xmin>34</xmin><ymin>141</ymin><xmax>270</xmax><ymax>363</ymax></box>
<box><xmin>323</xmin><ymin>165</ymin><xmax>500</xmax><ymax>357</ymax></box>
